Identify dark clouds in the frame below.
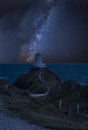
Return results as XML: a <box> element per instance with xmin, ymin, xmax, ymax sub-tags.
<box><xmin>0</xmin><ymin>0</ymin><xmax>88</xmax><ymax>63</ymax></box>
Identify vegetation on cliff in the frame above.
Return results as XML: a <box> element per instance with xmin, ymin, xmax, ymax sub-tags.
<box><xmin>0</xmin><ymin>67</ymin><xmax>88</xmax><ymax>129</ymax></box>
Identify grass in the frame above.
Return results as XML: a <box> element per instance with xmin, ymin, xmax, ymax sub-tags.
<box><xmin>0</xmin><ymin>66</ymin><xmax>88</xmax><ymax>130</ymax></box>
<box><xmin>0</xmin><ymin>93</ymin><xmax>88</xmax><ymax>130</ymax></box>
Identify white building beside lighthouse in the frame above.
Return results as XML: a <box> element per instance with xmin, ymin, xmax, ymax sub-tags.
<box><xmin>34</xmin><ymin>53</ymin><xmax>46</xmax><ymax>68</ymax></box>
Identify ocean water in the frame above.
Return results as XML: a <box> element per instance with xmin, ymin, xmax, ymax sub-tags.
<box><xmin>0</xmin><ymin>63</ymin><xmax>88</xmax><ymax>85</ymax></box>
<box><xmin>0</xmin><ymin>63</ymin><xmax>50</xmax><ymax>130</ymax></box>
<box><xmin>0</xmin><ymin>63</ymin><xmax>88</xmax><ymax>130</ymax></box>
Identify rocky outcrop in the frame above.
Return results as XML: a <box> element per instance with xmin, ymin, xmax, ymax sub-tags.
<box><xmin>13</xmin><ymin>67</ymin><xmax>61</xmax><ymax>97</ymax></box>
<box><xmin>0</xmin><ymin>67</ymin><xmax>88</xmax><ymax>129</ymax></box>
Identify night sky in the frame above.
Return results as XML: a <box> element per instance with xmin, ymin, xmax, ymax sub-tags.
<box><xmin>0</xmin><ymin>0</ymin><xmax>88</xmax><ymax>63</ymax></box>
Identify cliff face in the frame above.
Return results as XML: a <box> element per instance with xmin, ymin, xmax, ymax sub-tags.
<box><xmin>0</xmin><ymin>67</ymin><xmax>88</xmax><ymax>129</ymax></box>
<box><xmin>13</xmin><ymin>67</ymin><xmax>61</xmax><ymax>96</ymax></box>
<box><xmin>0</xmin><ymin>67</ymin><xmax>88</xmax><ymax>103</ymax></box>
<box><xmin>13</xmin><ymin>67</ymin><xmax>88</xmax><ymax>107</ymax></box>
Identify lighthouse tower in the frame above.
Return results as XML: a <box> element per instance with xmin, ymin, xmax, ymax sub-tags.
<box><xmin>34</xmin><ymin>53</ymin><xmax>46</xmax><ymax>68</ymax></box>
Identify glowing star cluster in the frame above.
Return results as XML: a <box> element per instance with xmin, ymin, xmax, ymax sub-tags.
<box><xmin>18</xmin><ymin>0</ymin><xmax>56</xmax><ymax>63</ymax></box>
<box><xmin>27</xmin><ymin>33</ymin><xmax>43</xmax><ymax>58</ymax></box>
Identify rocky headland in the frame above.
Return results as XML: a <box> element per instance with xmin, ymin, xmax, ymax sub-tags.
<box><xmin>0</xmin><ymin>66</ymin><xmax>88</xmax><ymax>130</ymax></box>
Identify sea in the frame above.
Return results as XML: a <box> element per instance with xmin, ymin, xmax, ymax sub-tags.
<box><xmin>0</xmin><ymin>63</ymin><xmax>88</xmax><ymax>85</ymax></box>
<box><xmin>0</xmin><ymin>63</ymin><xmax>88</xmax><ymax>130</ymax></box>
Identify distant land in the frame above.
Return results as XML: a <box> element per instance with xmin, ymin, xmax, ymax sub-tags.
<box><xmin>0</xmin><ymin>54</ymin><xmax>88</xmax><ymax>129</ymax></box>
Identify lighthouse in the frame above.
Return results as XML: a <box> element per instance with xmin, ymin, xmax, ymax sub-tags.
<box><xmin>34</xmin><ymin>53</ymin><xmax>46</xmax><ymax>68</ymax></box>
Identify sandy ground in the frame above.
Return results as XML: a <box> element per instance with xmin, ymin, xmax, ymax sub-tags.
<box><xmin>0</xmin><ymin>97</ymin><xmax>50</xmax><ymax>130</ymax></box>
<box><xmin>0</xmin><ymin>112</ymin><xmax>50</xmax><ymax>130</ymax></box>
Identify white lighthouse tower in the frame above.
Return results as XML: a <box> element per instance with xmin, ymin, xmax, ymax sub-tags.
<box><xmin>34</xmin><ymin>53</ymin><xmax>46</xmax><ymax>68</ymax></box>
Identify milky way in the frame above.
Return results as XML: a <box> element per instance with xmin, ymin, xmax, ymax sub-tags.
<box><xmin>0</xmin><ymin>0</ymin><xmax>88</xmax><ymax>63</ymax></box>
<box><xmin>19</xmin><ymin>0</ymin><xmax>57</xmax><ymax>63</ymax></box>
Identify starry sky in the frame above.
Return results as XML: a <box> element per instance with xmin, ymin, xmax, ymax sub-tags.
<box><xmin>0</xmin><ymin>0</ymin><xmax>88</xmax><ymax>63</ymax></box>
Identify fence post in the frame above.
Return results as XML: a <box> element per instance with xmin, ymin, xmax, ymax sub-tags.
<box><xmin>77</xmin><ymin>104</ymin><xmax>80</xmax><ymax>115</ymax></box>
<box><xmin>59</xmin><ymin>99</ymin><xmax>62</xmax><ymax>110</ymax></box>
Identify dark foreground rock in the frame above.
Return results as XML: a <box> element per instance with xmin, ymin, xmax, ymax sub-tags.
<box><xmin>0</xmin><ymin>67</ymin><xmax>88</xmax><ymax>129</ymax></box>
<box><xmin>13</xmin><ymin>67</ymin><xmax>61</xmax><ymax>96</ymax></box>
